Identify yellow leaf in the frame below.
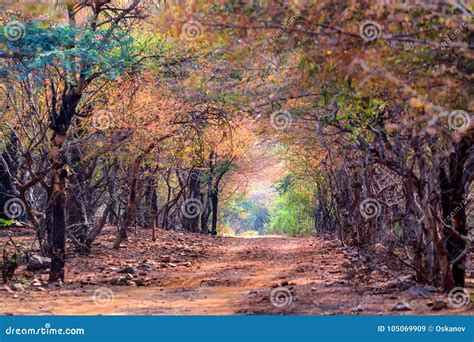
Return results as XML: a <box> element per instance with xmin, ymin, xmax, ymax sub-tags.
<box><xmin>409</xmin><ymin>98</ymin><xmax>423</xmax><ymax>109</ymax></box>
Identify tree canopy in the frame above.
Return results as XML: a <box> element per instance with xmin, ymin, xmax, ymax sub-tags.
<box><xmin>0</xmin><ymin>0</ymin><xmax>472</xmax><ymax>295</ymax></box>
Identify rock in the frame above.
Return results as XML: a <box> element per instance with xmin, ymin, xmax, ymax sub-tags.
<box><xmin>110</xmin><ymin>277</ymin><xmax>128</xmax><ymax>286</ymax></box>
<box><xmin>138</xmin><ymin>271</ymin><xmax>147</xmax><ymax>276</ymax></box>
<box><xmin>325</xmin><ymin>280</ymin><xmax>336</xmax><ymax>286</ymax></box>
<box><xmin>379</xmin><ymin>276</ymin><xmax>413</xmax><ymax>290</ymax></box>
<box><xmin>34</xmin><ymin>287</ymin><xmax>46</xmax><ymax>292</ymax></box>
<box><xmin>138</xmin><ymin>261</ymin><xmax>155</xmax><ymax>270</ymax></box>
<box><xmin>182</xmin><ymin>261</ymin><xmax>192</xmax><ymax>267</ymax></box>
<box><xmin>424</xmin><ymin>285</ymin><xmax>438</xmax><ymax>293</ymax></box>
<box><xmin>161</xmin><ymin>256</ymin><xmax>172</xmax><ymax>263</ymax></box>
<box><xmin>351</xmin><ymin>306</ymin><xmax>363</xmax><ymax>313</ymax></box>
<box><xmin>135</xmin><ymin>279</ymin><xmax>145</xmax><ymax>286</ymax></box>
<box><xmin>392</xmin><ymin>302</ymin><xmax>411</xmax><ymax>311</ymax></box>
<box><xmin>345</xmin><ymin>269</ymin><xmax>357</xmax><ymax>279</ymax></box>
<box><xmin>1</xmin><ymin>285</ymin><xmax>14</xmax><ymax>294</ymax></box>
<box><xmin>118</xmin><ymin>266</ymin><xmax>135</xmax><ymax>274</ymax></box>
<box><xmin>167</xmin><ymin>263</ymin><xmax>177</xmax><ymax>268</ymax></box>
<box><xmin>125</xmin><ymin>273</ymin><xmax>134</xmax><ymax>281</ymax></box>
<box><xmin>408</xmin><ymin>285</ymin><xmax>437</xmax><ymax>296</ymax></box>
<box><xmin>27</xmin><ymin>255</ymin><xmax>51</xmax><ymax>272</ymax></box>
<box><xmin>431</xmin><ymin>300</ymin><xmax>448</xmax><ymax>311</ymax></box>
<box><xmin>31</xmin><ymin>279</ymin><xmax>42</xmax><ymax>287</ymax></box>
<box><xmin>12</xmin><ymin>283</ymin><xmax>24</xmax><ymax>292</ymax></box>
<box><xmin>126</xmin><ymin>280</ymin><xmax>137</xmax><ymax>286</ymax></box>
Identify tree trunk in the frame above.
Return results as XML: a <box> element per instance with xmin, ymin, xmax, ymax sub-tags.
<box><xmin>65</xmin><ymin>142</ymin><xmax>91</xmax><ymax>254</ymax></box>
<box><xmin>440</xmin><ymin>138</ymin><xmax>472</xmax><ymax>288</ymax></box>
<box><xmin>201</xmin><ymin>192</ymin><xmax>211</xmax><ymax>234</ymax></box>
<box><xmin>113</xmin><ymin>162</ymin><xmax>139</xmax><ymax>249</ymax></box>
<box><xmin>210</xmin><ymin>188</ymin><xmax>219</xmax><ymax>235</ymax></box>
<box><xmin>49</xmin><ymin>131</ymin><xmax>68</xmax><ymax>282</ymax></box>
<box><xmin>0</xmin><ymin>155</ymin><xmax>19</xmax><ymax>220</ymax></box>
<box><xmin>183</xmin><ymin>168</ymin><xmax>201</xmax><ymax>232</ymax></box>
<box><xmin>86</xmin><ymin>158</ymin><xmax>119</xmax><ymax>249</ymax></box>
<box><xmin>48</xmin><ymin>91</ymin><xmax>81</xmax><ymax>282</ymax></box>
<box><xmin>162</xmin><ymin>183</ymin><xmax>172</xmax><ymax>229</ymax></box>
<box><xmin>143</xmin><ymin>177</ymin><xmax>158</xmax><ymax>228</ymax></box>
<box><xmin>113</xmin><ymin>143</ymin><xmax>155</xmax><ymax>249</ymax></box>
<box><xmin>201</xmin><ymin>154</ymin><xmax>214</xmax><ymax>234</ymax></box>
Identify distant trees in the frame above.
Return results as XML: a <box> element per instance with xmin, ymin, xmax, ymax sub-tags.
<box><xmin>268</xmin><ymin>175</ymin><xmax>315</xmax><ymax>237</ymax></box>
<box><xmin>221</xmin><ymin>197</ymin><xmax>270</xmax><ymax>236</ymax></box>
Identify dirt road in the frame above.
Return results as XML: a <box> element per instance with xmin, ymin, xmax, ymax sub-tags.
<box><xmin>1</xmin><ymin>230</ymin><xmax>472</xmax><ymax>315</ymax></box>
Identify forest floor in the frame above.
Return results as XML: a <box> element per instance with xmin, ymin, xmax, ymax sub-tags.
<box><xmin>1</xmin><ymin>226</ymin><xmax>473</xmax><ymax>315</ymax></box>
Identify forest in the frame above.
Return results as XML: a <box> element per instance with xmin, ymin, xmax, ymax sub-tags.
<box><xmin>0</xmin><ymin>0</ymin><xmax>472</xmax><ymax>315</ymax></box>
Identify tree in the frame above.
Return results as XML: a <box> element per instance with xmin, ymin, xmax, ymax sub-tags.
<box><xmin>1</xmin><ymin>0</ymin><xmax>149</xmax><ymax>281</ymax></box>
